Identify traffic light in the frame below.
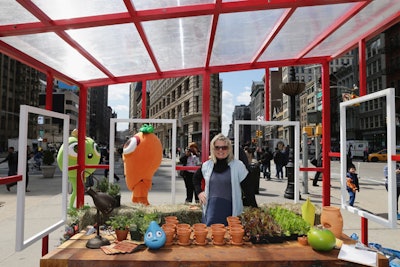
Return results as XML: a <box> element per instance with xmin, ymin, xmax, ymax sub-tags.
<box><xmin>315</xmin><ymin>125</ymin><xmax>322</xmax><ymax>136</ymax></box>
<box><xmin>303</xmin><ymin>126</ymin><xmax>313</xmax><ymax>136</ymax></box>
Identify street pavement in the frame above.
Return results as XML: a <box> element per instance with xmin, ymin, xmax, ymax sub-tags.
<box><xmin>0</xmin><ymin>157</ymin><xmax>399</xmax><ymax>267</ymax></box>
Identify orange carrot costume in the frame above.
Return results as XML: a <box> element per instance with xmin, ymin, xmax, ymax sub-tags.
<box><xmin>123</xmin><ymin>124</ymin><xmax>162</xmax><ymax>205</ymax></box>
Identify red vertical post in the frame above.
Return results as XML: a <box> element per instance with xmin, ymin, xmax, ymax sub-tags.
<box><xmin>359</xmin><ymin>39</ymin><xmax>368</xmax><ymax>245</ymax></box>
<box><xmin>361</xmin><ymin>218</ymin><xmax>368</xmax><ymax>245</ymax></box>
<box><xmin>77</xmin><ymin>86</ymin><xmax>88</xmax><ymax>208</ymax></box>
<box><xmin>264</xmin><ymin>68</ymin><xmax>270</xmax><ymax>121</ymax></box>
<box><xmin>42</xmin><ymin>73</ymin><xmax>54</xmax><ymax>256</ymax></box>
<box><xmin>45</xmin><ymin>73</ymin><xmax>53</xmax><ymax>110</ymax></box>
<box><xmin>321</xmin><ymin>60</ymin><xmax>331</xmax><ymax>207</ymax></box>
<box><xmin>42</xmin><ymin>235</ymin><xmax>49</xmax><ymax>256</ymax></box>
<box><xmin>358</xmin><ymin>39</ymin><xmax>367</xmax><ymax>97</ymax></box>
<box><xmin>202</xmin><ymin>72</ymin><xmax>210</xmax><ymax>162</ymax></box>
<box><xmin>142</xmin><ymin>80</ymin><xmax>147</xmax><ymax>118</ymax></box>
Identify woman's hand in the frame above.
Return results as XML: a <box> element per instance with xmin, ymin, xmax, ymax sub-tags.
<box><xmin>198</xmin><ymin>191</ymin><xmax>207</xmax><ymax>205</ymax></box>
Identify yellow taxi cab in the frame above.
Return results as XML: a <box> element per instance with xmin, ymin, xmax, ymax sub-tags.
<box><xmin>368</xmin><ymin>148</ymin><xmax>400</xmax><ymax>162</ymax></box>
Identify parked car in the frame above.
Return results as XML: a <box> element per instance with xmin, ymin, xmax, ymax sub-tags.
<box><xmin>368</xmin><ymin>148</ymin><xmax>400</xmax><ymax>162</ymax></box>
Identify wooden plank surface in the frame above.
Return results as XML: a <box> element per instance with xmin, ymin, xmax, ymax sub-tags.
<box><xmin>41</xmin><ymin>232</ymin><xmax>388</xmax><ymax>267</ymax></box>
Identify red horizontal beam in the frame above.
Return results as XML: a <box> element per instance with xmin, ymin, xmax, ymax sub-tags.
<box><xmin>0</xmin><ymin>174</ymin><xmax>23</xmax><ymax>185</ymax></box>
<box><xmin>176</xmin><ymin>166</ymin><xmax>200</xmax><ymax>171</ymax></box>
<box><xmin>300</xmin><ymin>167</ymin><xmax>324</xmax><ymax>172</ymax></box>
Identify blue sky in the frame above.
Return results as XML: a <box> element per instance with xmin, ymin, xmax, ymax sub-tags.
<box><xmin>108</xmin><ymin>69</ymin><xmax>265</xmax><ymax>134</ymax></box>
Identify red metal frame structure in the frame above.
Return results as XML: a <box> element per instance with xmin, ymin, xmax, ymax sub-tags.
<box><xmin>1</xmin><ymin>0</ymin><xmax>400</xmax><ymax>250</ymax></box>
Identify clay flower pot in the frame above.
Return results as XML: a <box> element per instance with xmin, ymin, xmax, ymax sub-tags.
<box><xmin>194</xmin><ymin>228</ymin><xmax>208</xmax><ymax>245</ymax></box>
<box><xmin>176</xmin><ymin>223</ymin><xmax>191</xmax><ymax>230</ymax></box>
<box><xmin>227</xmin><ymin>216</ymin><xmax>241</xmax><ymax>226</ymax></box>
<box><xmin>192</xmin><ymin>223</ymin><xmax>207</xmax><ymax>231</ymax></box>
<box><xmin>230</xmin><ymin>228</ymin><xmax>244</xmax><ymax>245</ymax></box>
<box><xmin>162</xmin><ymin>223</ymin><xmax>177</xmax><ymax>232</ymax></box>
<box><xmin>163</xmin><ymin>227</ymin><xmax>175</xmax><ymax>246</ymax></box>
<box><xmin>320</xmin><ymin>206</ymin><xmax>343</xmax><ymax>239</ymax></box>
<box><xmin>212</xmin><ymin>228</ymin><xmax>226</xmax><ymax>245</ymax></box>
<box><xmin>210</xmin><ymin>223</ymin><xmax>225</xmax><ymax>232</ymax></box>
<box><xmin>177</xmin><ymin>228</ymin><xmax>191</xmax><ymax>245</ymax></box>
<box><xmin>298</xmin><ymin>236</ymin><xmax>308</xmax><ymax>246</ymax></box>
<box><xmin>115</xmin><ymin>229</ymin><xmax>129</xmax><ymax>241</ymax></box>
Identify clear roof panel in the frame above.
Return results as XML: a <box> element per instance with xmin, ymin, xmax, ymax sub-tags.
<box><xmin>0</xmin><ymin>1</ymin><xmax>39</xmax><ymax>25</ymax></box>
<box><xmin>67</xmin><ymin>24</ymin><xmax>156</xmax><ymax>77</ymax></box>
<box><xmin>1</xmin><ymin>32</ymin><xmax>107</xmax><ymax>81</ymax></box>
<box><xmin>0</xmin><ymin>0</ymin><xmax>399</xmax><ymax>85</ymax></box>
<box><xmin>142</xmin><ymin>15</ymin><xmax>212</xmax><ymax>71</ymax></box>
<box><xmin>308</xmin><ymin>0</ymin><xmax>400</xmax><ymax>58</ymax></box>
<box><xmin>32</xmin><ymin>0</ymin><xmax>127</xmax><ymax>20</ymax></box>
<box><xmin>261</xmin><ymin>3</ymin><xmax>356</xmax><ymax>61</ymax></box>
<box><xmin>211</xmin><ymin>9</ymin><xmax>285</xmax><ymax>66</ymax></box>
<box><xmin>132</xmin><ymin>0</ymin><xmax>215</xmax><ymax>10</ymax></box>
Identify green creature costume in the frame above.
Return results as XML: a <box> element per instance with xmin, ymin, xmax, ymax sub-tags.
<box><xmin>57</xmin><ymin>129</ymin><xmax>101</xmax><ymax>209</ymax></box>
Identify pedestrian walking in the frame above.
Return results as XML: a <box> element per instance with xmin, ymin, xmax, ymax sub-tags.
<box><xmin>179</xmin><ymin>142</ymin><xmax>200</xmax><ymax>204</ymax></box>
<box><xmin>1</xmin><ymin>147</ymin><xmax>18</xmax><ymax>191</ymax></box>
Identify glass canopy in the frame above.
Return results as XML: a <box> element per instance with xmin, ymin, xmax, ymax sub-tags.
<box><xmin>0</xmin><ymin>0</ymin><xmax>399</xmax><ymax>86</ymax></box>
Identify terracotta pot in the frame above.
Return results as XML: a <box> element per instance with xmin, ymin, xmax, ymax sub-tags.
<box><xmin>115</xmin><ymin>229</ymin><xmax>129</xmax><ymax>241</ymax></box>
<box><xmin>230</xmin><ymin>228</ymin><xmax>244</xmax><ymax>245</ymax></box>
<box><xmin>226</xmin><ymin>216</ymin><xmax>241</xmax><ymax>226</ymax></box>
<box><xmin>211</xmin><ymin>223</ymin><xmax>225</xmax><ymax>232</ymax></box>
<box><xmin>192</xmin><ymin>223</ymin><xmax>207</xmax><ymax>231</ymax></box>
<box><xmin>194</xmin><ymin>228</ymin><xmax>208</xmax><ymax>245</ymax></box>
<box><xmin>177</xmin><ymin>228</ymin><xmax>191</xmax><ymax>245</ymax></box>
<box><xmin>297</xmin><ymin>236</ymin><xmax>308</xmax><ymax>246</ymax></box>
<box><xmin>176</xmin><ymin>223</ymin><xmax>191</xmax><ymax>230</ymax></box>
<box><xmin>164</xmin><ymin>228</ymin><xmax>175</xmax><ymax>246</ymax></box>
<box><xmin>320</xmin><ymin>206</ymin><xmax>343</xmax><ymax>238</ymax></box>
<box><xmin>162</xmin><ymin>223</ymin><xmax>176</xmax><ymax>231</ymax></box>
<box><xmin>228</xmin><ymin>224</ymin><xmax>243</xmax><ymax>233</ymax></box>
<box><xmin>212</xmin><ymin>228</ymin><xmax>226</xmax><ymax>245</ymax></box>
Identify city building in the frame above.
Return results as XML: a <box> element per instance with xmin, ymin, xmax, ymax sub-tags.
<box><xmin>134</xmin><ymin>74</ymin><xmax>222</xmax><ymax>154</ymax></box>
<box><xmin>0</xmin><ymin>53</ymin><xmax>40</xmax><ymax>151</ymax></box>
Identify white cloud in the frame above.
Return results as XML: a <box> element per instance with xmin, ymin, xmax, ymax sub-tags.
<box><xmin>108</xmin><ymin>83</ymin><xmax>130</xmax><ymax>130</ymax></box>
<box><xmin>236</xmin><ymin>86</ymin><xmax>251</xmax><ymax>104</ymax></box>
<box><xmin>221</xmin><ymin>90</ymin><xmax>234</xmax><ymax>135</ymax></box>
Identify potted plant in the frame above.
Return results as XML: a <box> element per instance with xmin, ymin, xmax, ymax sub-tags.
<box><xmin>107</xmin><ymin>183</ymin><xmax>121</xmax><ymax>207</ymax></box>
<box><xmin>107</xmin><ymin>215</ymin><xmax>131</xmax><ymax>241</ymax></box>
<box><xmin>97</xmin><ymin>177</ymin><xmax>109</xmax><ymax>193</ymax></box>
<box><xmin>41</xmin><ymin>149</ymin><xmax>56</xmax><ymax>178</ymax></box>
<box><xmin>129</xmin><ymin>210</ymin><xmax>160</xmax><ymax>241</ymax></box>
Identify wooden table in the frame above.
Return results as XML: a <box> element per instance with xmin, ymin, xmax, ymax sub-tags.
<box><xmin>41</xmin><ymin>231</ymin><xmax>388</xmax><ymax>267</ymax></box>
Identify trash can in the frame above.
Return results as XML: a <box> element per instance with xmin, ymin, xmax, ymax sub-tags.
<box><xmin>249</xmin><ymin>163</ymin><xmax>260</xmax><ymax>194</ymax></box>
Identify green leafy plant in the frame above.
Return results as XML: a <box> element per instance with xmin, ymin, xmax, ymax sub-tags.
<box><xmin>107</xmin><ymin>183</ymin><xmax>120</xmax><ymax>197</ymax></box>
<box><xmin>269</xmin><ymin>206</ymin><xmax>310</xmax><ymax>236</ymax></box>
<box><xmin>129</xmin><ymin>210</ymin><xmax>160</xmax><ymax>235</ymax></box>
<box><xmin>42</xmin><ymin>150</ymin><xmax>55</xmax><ymax>165</ymax></box>
<box><xmin>240</xmin><ymin>207</ymin><xmax>282</xmax><ymax>237</ymax></box>
<box><xmin>106</xmin><ymin>215</ymin><xmax>131</xmax><ymax>230</ymax></box>
<box><xmin>97</xmin><ymin>177</ymin><xmax>109</xmax><ymax>193</ymax></box>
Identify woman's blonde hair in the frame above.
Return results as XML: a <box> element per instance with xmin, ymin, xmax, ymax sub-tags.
<box><xmin>209</xmin><ymin>133</ymin><xmax>233</xmax><ymax>163</ymax></box>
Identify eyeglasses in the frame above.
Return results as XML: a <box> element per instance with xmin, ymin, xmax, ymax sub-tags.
<box><xmin>214</xmin><ymin>146</ymin><xmax>228</xmax><ymax>151</ymax></box>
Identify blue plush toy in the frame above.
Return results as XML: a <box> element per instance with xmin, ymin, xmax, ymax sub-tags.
<box><xmin>144</xmin><ymin>221</ymin><xmax>166</xmax><ymax>249</ymax></box>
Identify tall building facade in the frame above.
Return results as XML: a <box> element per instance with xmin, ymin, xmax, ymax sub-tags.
<box><xmin>89</xmin><ymin>85</ymin><xmax>110</xmax><ymax>146</ymax></box>
<box><xmin>0</xmin><ymin>53</ymin><xmax>40</xmax><ymax>151</ymax></box>
<box><xmin>144</xmin><ymin>74</ymin><xmax>222</xmax><ymax>153</ymax></box>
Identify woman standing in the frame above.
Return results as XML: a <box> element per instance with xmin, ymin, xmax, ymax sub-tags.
<box><xmin>193</xmin><ymin>134</ymin><xmax>249</xmax><ymax>226</ymax></box>
<box><xmin>179</xmin><ymin>142</ymin><xmax>200</xmax><ymax>204</ymax></box>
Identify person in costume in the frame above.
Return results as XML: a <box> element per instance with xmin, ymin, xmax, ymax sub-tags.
<box><xmin>123</xmin><ymin>124</ymin><xmax>162</xmax><ymax>205</ymax></box>
<box><xmin>57</xmin><ymin>129</ymin><xmax>101</xmax><ymax>209</ymax></box>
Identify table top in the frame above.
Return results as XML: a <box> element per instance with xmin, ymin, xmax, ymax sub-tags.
<box><xmin>40</xmin><ymin>231</ymin><xmax>388</xmax><ymax>267</ymax></box>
